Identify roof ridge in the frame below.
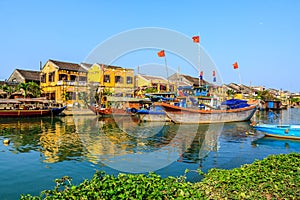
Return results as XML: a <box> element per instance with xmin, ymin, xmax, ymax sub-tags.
<box><xmin>16</xmin><ymin>68</ymin><xmax>40</xmax><ymax>73</ymax></box>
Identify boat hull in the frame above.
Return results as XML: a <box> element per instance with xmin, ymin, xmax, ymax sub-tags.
<box><xmin>88</xmin><ymin>105</ymin><xmax>130</xmax><ymax>117</ymax></box>
<box><xmin>0</xmin><ymin>109</ymin><xmax>53</xmax><ymax>117</ymax></box>
<box><xmin>155</xmin><ymin>103</ymin><xmax>257</xmax><ymax>124</ymax></box>
<box><xmin>0</xmin><ymin>98</ymin><xmax>66</xmax><ymax>117</ymax></box>
<box><xmin>253</xmin><ymin>124</ymin><xmax>300</xmax><ymax>140</ymax></box>
<box><xmin>137</xmin><ymin>113</ymin><xmax>171</xmax><ymax>122</ymax></box>
<box><xmin>51</xmin><ymin>106</ymin><xmax>67</xmax><ymax>115</ymax></box>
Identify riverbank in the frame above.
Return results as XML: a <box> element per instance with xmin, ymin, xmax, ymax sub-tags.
<box><xmin>21</xmin><ymin>153</ymin><xmax>300</xmax><ymax>199</ymax></box>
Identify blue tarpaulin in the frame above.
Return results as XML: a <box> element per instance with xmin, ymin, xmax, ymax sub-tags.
<box><xmin>221</xmin><ymin>99</ymin><xmax>249</xmax><ymax>109</ymax></box>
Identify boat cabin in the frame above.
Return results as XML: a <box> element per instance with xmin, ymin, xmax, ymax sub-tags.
<box><xmin>0</xmin><ymin>98</ymin><xmax>50</xmax><ymax>110</ymax></box>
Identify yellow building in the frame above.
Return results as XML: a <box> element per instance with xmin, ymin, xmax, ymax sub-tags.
<box><xmin>40</xmin><ymin>59</ymin><xmax>88</xmax><ymax>106</ymax></box>
<box><xmin>135</xmin><ymin>74</ymin><xmax>175</xmax><ymax>93</ymax></box>
<box><xmin>88</xmin><ymin>63</ymin><xmax>135</xmax><ymax>97</ymax></box>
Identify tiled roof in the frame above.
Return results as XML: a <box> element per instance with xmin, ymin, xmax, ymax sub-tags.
<box><xmin>182</xmin><ymin>74</ymin><xmax>209</xmax><ymax>86</ymax></box>
<box><xmin>97</xmin><ymin>63</ymin><xmax>123</xmax><ymax>70</ymax></box>
<box><xmin>80</xmin><ymin>63</ymin><xmax>93</xmax><ymax>69</ymax></box>
<box><xmin>49</xmin><ymin>59</ymin><xmax>87</xmax><ymax>72</ymax></box>
<box><xmin>16</xmin><ymin>69</ymin><xmax>40</xmax><ymax>82</ymax></box>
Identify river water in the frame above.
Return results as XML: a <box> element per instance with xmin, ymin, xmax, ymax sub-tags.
<box><xmin>1</xmin><ymin>108</ymin><xmax>300</xmax><ymax>199</ymax></box>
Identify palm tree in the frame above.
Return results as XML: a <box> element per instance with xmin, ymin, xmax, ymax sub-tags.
<box><xmin>257</xmin><ymin>90</ymin><xmax>276</xmax><ymax>101</ymax></box>
<box><xmin>17</xmin><ymin>82</ymin><xmax>29</xmax><ymax>98</ymax></box>
<box><xmin>0</xmin><ymin>85</ymin><xmax>5</xmax><ymax>98</ymax></box>
<box><xmin>2</xmin><ymin>85</ymin><xmax>15</xmax><ymax>99</ymax></box>
<box><xmin>27</xmin><ymin>82</ymin><xmax>41</xmax><ymax>97</ymax></box>
<box><xmin>17</xmin><ymin>82</ymin><xmax>41</xmax><ymax>98</ymax></box>
<box><xmin>226</xmin><ymin>89</ymin><xmax>235</xmax><ymax>98</ymax></box>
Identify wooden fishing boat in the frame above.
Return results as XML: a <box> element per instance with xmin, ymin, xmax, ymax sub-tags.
<box><xmin>132</xmin><ymin>92</ymin><xmax>175</xmax><ymax>122</ymax></box>
<box><xmin>154</xmin><ymin>102</ymin><xmax>257</xmax><ymax>124</ymax></box>
<box><xmin>0</xmin><ymin>98</ymin><xmax>66</xmax><ymax>117</ymax></box>
<box><xmin>135</xmin><ymin>106</ymin><xmax>171</xmax><ymax>122</ymax></box>
<box><xmin>88</xmin><ymin>96</ymin><xmax>152</xmax><ymax>117</ymax></box>
<box><xmin>253</xmin><ymin>124</ymin><xmax>300</xmax><ymax>140</ymax></box>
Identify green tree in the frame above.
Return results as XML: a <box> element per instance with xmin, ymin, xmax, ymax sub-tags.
<box><xmin>226</xmin><ymin>89</ymin><xmax>235</xmax><ymax>98</ymax></box>
<box><xmin>257</xmin><ymin>90</ymin><xmax>276</xmax><ymax>101</ymax></box>
<box><xmin>16</xmin><ymin>82</ymin><xmax>41</xmax><ymax>98</ymax></box>
<box><xmin>2</xmin><ymin>85</ymin><xmax>15</xmax><ymax>99</ymax></box>
<box><xmin>17</xmin><ymin>82</ymin><xmax>29</xmax><ymax>97</ymax></box>
<box><xmin>145</xmin><ymin>87</ymin><xmax>157</xmax><ymax>93</ymax></box>
<box><xmin>27</xmin><ymin>82</ymin><xmax>41</xmax><ymax>97</ymax></box>
<box><xmin>290</xmin><ymin>97</ymin><xmax>300</xmax><ymax>103</ymax></box>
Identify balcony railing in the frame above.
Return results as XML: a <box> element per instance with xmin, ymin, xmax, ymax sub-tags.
<box><xmin>56</xmin><ymin>80</ymin><xmax>87</xmax><ymax>86</ymax></box>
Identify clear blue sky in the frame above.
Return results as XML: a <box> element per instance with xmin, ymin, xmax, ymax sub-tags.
<box><xmin>0</xmin><ymin>0</ymin><xmax>299</xmax><ymax>92</ymax></box>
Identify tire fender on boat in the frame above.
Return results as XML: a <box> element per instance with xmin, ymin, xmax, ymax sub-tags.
<box><xmin>285</xmin><ymin>129</ymin><xmax>289</xmax><ymax>134</ymax></box>
<box><xmin>131</xmin><ymin>108</ymin><xmax>137</xmax><ymax>113</ymax></box>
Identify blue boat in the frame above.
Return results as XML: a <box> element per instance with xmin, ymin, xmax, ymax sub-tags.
<box><xmin>51</xmin><ymin>106</ymin><xmax>67</xmax><ymax>116</ymax></box>
<box><xmin>253</xmin><ymin>124</ymin><xmax>300</xmax><ymax>140</ymax></box>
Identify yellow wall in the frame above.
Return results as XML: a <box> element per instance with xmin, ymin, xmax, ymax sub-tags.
<box><xmin>136</xmin><ymin>76</ymin><xmax>150</xmax><ymax>88</ymax></box>
<box><xmin>87</xmin><ymin>64</ymin><xmax>135</xmax><ymax>95</ymax></box>
<box><xmin>41</xmin><ymin>60</ymin><xmax>88</xmax><ymax>105</ymax></box>
<box><xmin>135</xmin><ymin>75</ymin><xmax>174</xmax><ymax>93</ymax></box>
<box><xmin>88</xmin><ymin>64</ymin><xmax>101</xmax><ymax>83</ymax></box>
<box><xmin>42</xmin><ymin>61</ymin><xmax>136</xmax><ymax>103</ymax></box>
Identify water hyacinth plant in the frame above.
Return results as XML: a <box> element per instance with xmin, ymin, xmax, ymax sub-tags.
<box><xmin>21</xmin><ymin>153</ymin><xmax>300</xmax><ymax>199</ymax></box>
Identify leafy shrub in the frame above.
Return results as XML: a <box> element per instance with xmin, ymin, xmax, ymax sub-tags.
<box><xmin>21</xmin><ymin>153</ymin><xmax>300</xmax><ymax>200</ymax></box>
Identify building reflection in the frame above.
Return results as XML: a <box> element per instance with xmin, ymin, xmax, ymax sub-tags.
<box><xmin>0</xmin><ymin>116</ymin><xmax>222</xmax><ymax>168</ymax></box>
<box><xmin>39</xmin><ymin>121</ymin><xmax>85</xmax><ymax>163</ymax></box>
<box><xmin>73</xmin><ymin>116</ymin><xmax>222</xmax><ymax>172</ymax></box>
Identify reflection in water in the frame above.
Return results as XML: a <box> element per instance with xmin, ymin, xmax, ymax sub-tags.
<box><xmin>252</xmin><ymin>137</ymin><xmax>300</xmax><ymax>150</ymax></box>
<box><xmin>0</xmin><ymin>116</ymin><xmax>223</xmax><ymax>170</ymax></box>
<box><xmin>1</xmin><ymin>109</ymin><xmax>300</xmax><ymax>199</ymax></box>
<box><xmin>0</xmin><ymin>117</ymin><xmax>86</xmax><ymax>163</ymax></box>
<box><xmin>73</xmin><ymin>115</ymin><xmax>222</xmax><ymax>173</ymax></box>
<box><xmin>252</xmin><ymin>108</ymin><xmax>300</xmax><ymax>125</ymax></box>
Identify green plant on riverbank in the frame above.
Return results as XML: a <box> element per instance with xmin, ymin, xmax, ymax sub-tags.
<box><xmin>21</xmin><ymin>153</ymin><xmax>300</xmax><ymax>199</ymax></box>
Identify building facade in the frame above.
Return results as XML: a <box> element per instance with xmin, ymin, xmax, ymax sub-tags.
<box><xmin>135</xmin><ymin>74</ymin><xmax>175</xmax><ymax>93</ymax></box>
<box><xmin>7</xmin><ymin>69</ymin><xmax>40</xmax><ymax>84</ymax></box>
<box><xmin>88</xmin><ymin>63</ymin><xmax>135</xmax><ymax>97</ymax></box>
<box><xmin>40</xmin><ymin>59</ymin><xmax>88</xmax><ymax>106</ymax></box>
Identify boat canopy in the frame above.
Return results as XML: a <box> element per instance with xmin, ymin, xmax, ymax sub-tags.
<box><xmin>144</xmin><ymin>93</ymin><xmax>175</xmax><ymax>102</ymax></box>
<box><xmin>221</xmin><ymin>99</ymin><xmax>249</xmax><ymax>109</ymax></box>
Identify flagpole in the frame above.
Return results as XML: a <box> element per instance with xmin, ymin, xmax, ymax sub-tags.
<box><xmin>197</xmin><ymin>41</ymin><xmax>201</xmax><ymax>87</ymax></box>
<box><xmin>157</xmin><ymin>50</ymin><xmax>169</xmax><ymax>91</ymax></box>
<box><xmin>164</xmin><ymin>55</ymin><xmax>170</xmax><ymax>91</ymax></box>
<box><xmin>233</xmin><ymin>62</ymin><xmax>241</xmax><ymax>85</ymax></box>
<box><xmin>177</xmin><ymin>66</ymin><xmax>180</xmax><ymax>93</ymax></box>
<box><xmin>237</xmin><ymin>67</ymin><xmax>242</xmax><ymax>85</ymax></box>
<box><xmin>136</xmin><ymin>66</ymin><xmax>139</xmax><ymax>89</ymax></box>
<box><xmin>193</xmin><ymin>35</ymin><xmax>201</xmax><ymax>87</ymax></box>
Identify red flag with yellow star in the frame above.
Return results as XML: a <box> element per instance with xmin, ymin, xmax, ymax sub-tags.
<box><xmin>192</xmin><ymin>36</ymin><xmax>200</xmax><ymax>43</ymax></box>
<box><xmin>157</xmin><ymin>50</ymin><xmax>165</xmax><ymax>57</ymax></box>
<box><xmin>233</xmin><ymin>62</ymin><xmax>238</xmax><ymax>69</ymax></box>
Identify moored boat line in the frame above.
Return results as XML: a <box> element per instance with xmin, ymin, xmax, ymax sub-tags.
<box><xmin>0</xmin><ymin>98</ymin><xmax>66</xmax><ymax>117</ymax></box>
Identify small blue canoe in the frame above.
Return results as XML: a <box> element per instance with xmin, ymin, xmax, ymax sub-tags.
<box><xmin>253</xmin><ymin>124</ymin><xmax>300</xmax><ymax>140</ymax></box>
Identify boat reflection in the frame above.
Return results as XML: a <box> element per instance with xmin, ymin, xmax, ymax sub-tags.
<box><xmin>73</xmin><ymin>115</ymin><xmax>223</xmax><ymax>173</ymax></box>
<box><xmin>1</xmin><ymin>115</ymin><xmax>223</xmax><ymax>170</ymax></box>
<box><xmin>252</xmin><ymin>137</ymin><xmax>300</xmax><ymax>150</ymax></box>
